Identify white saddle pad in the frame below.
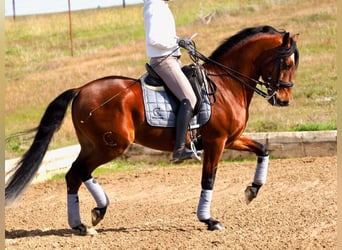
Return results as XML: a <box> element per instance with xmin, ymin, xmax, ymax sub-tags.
<box><xmin>140</xmin><ymin>74</ymin><xmax>211</xmax><ymax>129</ymax></box>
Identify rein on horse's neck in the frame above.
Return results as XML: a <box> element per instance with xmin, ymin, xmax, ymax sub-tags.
<box><xmin>195</xmin><ymin>50</ymin><xmax>270</xmax><ymax>99</ymax></box>
<box><xmin>193</xmin><ymin>33</ymin><xmax>297</xmax><ymax>101</ymax></box>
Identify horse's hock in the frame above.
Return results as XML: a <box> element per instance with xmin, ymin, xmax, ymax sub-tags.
<box><xmin>5</xmin><ymin>130</ymin><xmax>337</xmax><ymax>184</ymax></box>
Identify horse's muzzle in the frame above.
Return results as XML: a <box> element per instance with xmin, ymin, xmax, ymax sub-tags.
<box><xmin>268</xmin><ymin>81</ymin><xmax>293</xmax><ymax>106</ymax></box>
<box><xmin>268</xmin><ymin>94</ymin><xmax>289</xmax><ymax>107</ymax></box>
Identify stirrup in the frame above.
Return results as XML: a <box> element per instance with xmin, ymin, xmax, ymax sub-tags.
<box><xmin>190</xmin><ymin>141</ymin><xmax>202</xmax><ymax>161</ymax></box>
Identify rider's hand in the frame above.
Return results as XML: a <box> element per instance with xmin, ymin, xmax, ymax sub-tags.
<box><xmin>177</xmin><ymin>37</ymin><xmax>195</xmax><ymax>52</ymax></box>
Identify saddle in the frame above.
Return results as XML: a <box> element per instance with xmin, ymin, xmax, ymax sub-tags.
<box><xmin>140</xmin><ymin>63</ymin><xmax>213</xmax><ymax>130</ymax></box>
<box><xmin>144</xmin><ymin>63</ymin><xmax>206</xmax><ymax>115</ymax></box>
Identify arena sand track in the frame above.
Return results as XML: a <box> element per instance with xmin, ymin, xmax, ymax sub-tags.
<box><xmin>5</xmin><ymin>156</ymin><xmax>336</xmax><ymax>249</ymax></box>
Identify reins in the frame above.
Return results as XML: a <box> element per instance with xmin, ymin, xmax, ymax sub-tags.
<box><xmin>187</xmin><ymin>37</ymin><xmax>297</xmax><ymax>101</ymax></box>
<box><xmin>80</xmin><ymin>34</ymin><xmax>297</xmax><ymax>122</ymax></box>
<box><xmin>189</xmin><ymin>48</ymin><xmax>273</xmax><ymax>100</ymax></box>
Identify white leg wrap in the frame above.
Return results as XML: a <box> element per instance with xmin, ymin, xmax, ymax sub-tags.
<box><xmin>84</xmin><ymin>178</ymin><xmax>109</xmax><ymax>208</ymax></box>
<box><xmin>197</xmin><ymin>189</ymin><xmax>213</xmax><ymax>221</ymax></box>
<box><xmin>67</xmin><ymin>194</ymin><xmax>82</xmax><ymax>228</ymax></box>
<box><xmin>253</xmin><ymin>155</ymin><xmax>269</xmax><ymax>185</ymax></box>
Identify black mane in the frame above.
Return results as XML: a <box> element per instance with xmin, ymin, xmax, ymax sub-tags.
<box><xmin>209</xmin><ymin>25</ymin><xmax>286</xmax><ymax>60</ymax></box>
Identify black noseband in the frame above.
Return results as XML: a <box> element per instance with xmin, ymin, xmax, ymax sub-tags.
<box><xmin>276</xmin><ymin>80</ymin><xmax>293</xmax><ymax>88</ymax></box>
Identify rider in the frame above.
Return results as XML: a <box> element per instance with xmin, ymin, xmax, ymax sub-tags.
<box><xmin>143</xmin><ymin>0</ymin><xmax>197</xmax><ymax>163</ymax></box>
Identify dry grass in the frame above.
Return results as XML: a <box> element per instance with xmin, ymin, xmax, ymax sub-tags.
<box><xmin>5</xmin><ymin>0</ymin><xmax>336</xmax><ymax>158</ymax></box>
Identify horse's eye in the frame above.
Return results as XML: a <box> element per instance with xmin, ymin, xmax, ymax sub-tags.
<box><xmin>283</xmin><ymin>63</ymin><xmax>291</xmax><ymax>70</ymax></box>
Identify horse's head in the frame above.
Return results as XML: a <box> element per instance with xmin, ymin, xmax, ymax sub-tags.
<box><xmin>205</xmin><ymin>26</ymin><xmax>300</xmax><ymax>107</ymax></box>
<box><xmin>259</xmin><ymin>32</ymin><xmax>299</xmax><ymax>106</ymax></box>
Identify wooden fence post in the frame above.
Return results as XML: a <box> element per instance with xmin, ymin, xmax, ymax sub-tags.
<box><xmin>68</xmin><ymin>0</ymin><xmax>74</xmax><ymax>57</ymax></box>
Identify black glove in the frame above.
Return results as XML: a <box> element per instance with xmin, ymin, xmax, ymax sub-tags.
<box><xmin>177</xmin><ymin>37</ymin><xmax>194</xmax><ymax>52</ymax></box>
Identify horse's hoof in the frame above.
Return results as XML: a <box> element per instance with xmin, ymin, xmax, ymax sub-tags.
<box><xmin>72</xmin><ymin>223</ymin><xmax>88</xmax><ymax>236</ymax></box>
<box><xmin>72</xmin><ymin>224</ymin><xmax>98</xmax><ymax>236</ymax></box>
<box><xmin>244</xmin><ymin>183</ymin><xmax>262</xmax><ymax>205</ymax></box>
<box><xmin>200</xmin><ymin>218</ymin><xmax>223</xmax><ymax>231</ymax></box>
<box><xmin>91</xmin><ymin>207</ymin><xmax>107</xmax><ymax>226</ymax></box>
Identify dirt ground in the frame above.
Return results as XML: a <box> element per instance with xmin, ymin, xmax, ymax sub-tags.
<box><xmin>5</xmin><ymin>156</ymin><xmax>336</xmax><ymax>249</ymax></box>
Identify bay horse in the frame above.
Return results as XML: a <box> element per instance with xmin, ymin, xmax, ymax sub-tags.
<box><xmin>5</xmin><ymin>25</ymin><xmax>299</xmax><ymax>233</ymax></box>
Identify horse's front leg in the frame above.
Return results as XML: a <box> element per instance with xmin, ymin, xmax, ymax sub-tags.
<box><xmin>229</xmin><ymin>136</ymin><xmax>269</xmax><ymax>204</ymax></box>
<box><xmin>197</xmin><ymin>140</ymin><xmax>225</xmax><ymax>231</ymax></box>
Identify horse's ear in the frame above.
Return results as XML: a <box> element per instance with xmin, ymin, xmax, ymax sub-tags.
<box><xmin>292</xmin><ymin>33</ymin><xmax>299</xmax><ymax>42</ymax></box>
<box><xmin>282</xmin><ymin>32</ymin><xmax>291</xmax><ymax>47</ymax></box>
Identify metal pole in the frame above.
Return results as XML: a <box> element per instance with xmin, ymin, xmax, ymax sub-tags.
<box><xmin>123</xmin><ymin>0</ymin><xmax>126</xmax><ymax>8</ymax></box>
<box><xmin>12</xmin><ymin>0</ymin><xmax>16</xmax><ymax>21</ymax></box>
<box><xmin>68</xmin><ymin>0</ymin><xmax>74</xmax><ymax>56</ymax></box>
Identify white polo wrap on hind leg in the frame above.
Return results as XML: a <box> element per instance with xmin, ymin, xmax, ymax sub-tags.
<box><xmin>67</xmin><ymin>194</ymin><xmax>82</xmax><ymax>228</ymax></box>
<box><xmin>253</xmin><ymin>155</ymin><xmax>269</xmax><ymax>185</ymax></box>
<box><xmin>84</xmin><ymin>178</ymin><xmax>109</xmax><ymax>208</ymax></box>
<box><xmin>197</xmin><ymin>189</ymin><xmax>213</xmax><ymax>221</ymax></box>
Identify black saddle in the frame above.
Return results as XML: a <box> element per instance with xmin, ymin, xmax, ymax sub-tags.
<box><xmin>144</xmin><ymin>63</ymin><xmax>206</xmax><ymax>114</ymax></box>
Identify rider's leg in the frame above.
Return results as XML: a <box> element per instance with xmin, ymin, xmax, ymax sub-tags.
<box><xmin>150</xmin><ymin>56</ymin><xmax>197</xmax><ymax>163</ymax></box>
<box><xmin>172</xmin><ymin>98</ymin><xmax>195</xmax><ymax>163</ymax></box>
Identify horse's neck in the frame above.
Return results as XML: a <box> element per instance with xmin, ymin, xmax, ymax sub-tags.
<box><xmin>205</xmin><ymin>39</ymin><xmax>274</xmax><ymax>105</ymax></box>
<box><xmin>204</xmin><ymin>55</ymin><xmax>258</xmax><ymax>107</ymax></box>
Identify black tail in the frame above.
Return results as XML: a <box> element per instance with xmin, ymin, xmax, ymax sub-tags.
<box><xmin>5</xmin><ymin>89</ymin><xmax>79</xmax><ymax>205</ymax></box>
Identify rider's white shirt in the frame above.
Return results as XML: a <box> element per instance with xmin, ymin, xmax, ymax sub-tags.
<box><xmin>143</xmin><ymin>0</ymin><xmax>181</xmax><ymax>58</ymax></box>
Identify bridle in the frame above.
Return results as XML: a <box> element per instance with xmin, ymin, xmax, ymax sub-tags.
<box><xmin>262</xmin><ymin>37</ymin><xmax>299</xmax><ymax>92</ymax></box>
<box><xmin>188</xmin><ymin>36</ymin><xmax>299</xmax><ymax>101</ymax></box>
<box><xmin>261</xmin><ymin>56</ymin><xmax>295</xmax><ymax>100</ymax></box>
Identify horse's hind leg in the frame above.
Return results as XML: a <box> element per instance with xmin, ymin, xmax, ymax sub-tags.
<box><xmin>65</xmin><ymin>156</ymin><xmax>89</xmax><ymax>234</ymax></box>
<box><xmin>65</xmin><ymin>142</ymin><xmax>129</xmax><ymax>235</ymax></box>
<box><xmin>66</xmin><ymin>154</ymin><xmax>107</xmax><ymax>234</ymax></box>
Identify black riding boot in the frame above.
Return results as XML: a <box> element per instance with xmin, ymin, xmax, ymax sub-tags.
<box><xmin>172</xmin><ymin>99</ymin><xmax>195</xmax><ymax>163</ymax></box>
